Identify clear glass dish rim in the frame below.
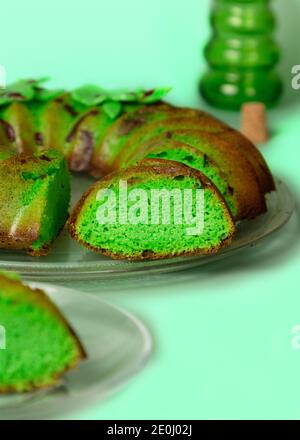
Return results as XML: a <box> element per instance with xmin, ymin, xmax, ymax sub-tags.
<box><xmin>0</xmin><ymin>177</ymin><xmax>295</xmax><ymax>279</ymax></box>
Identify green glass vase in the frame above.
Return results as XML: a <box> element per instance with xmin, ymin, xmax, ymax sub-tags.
<box><xmin>200</xmin><ymin>0</ymin><xmax>283</xmax><ymax>110</ymax></box>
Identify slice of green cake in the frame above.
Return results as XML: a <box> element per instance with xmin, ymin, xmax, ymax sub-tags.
<box><xmin>0</xmin><ymin>272</ymin><xmax>85</xmax><ymax>393</ymax></box>
<box><xmin>96</xmin><ymin>103</ymin><xmax>173</xmax><ymax>175</ymax></box>
<box><xmin>99</xmin><ymin>108</ymin><xmax>227</xmax><ymax>175</ymax></box>
<box><xmin>115</xmin><ymin>115</ymin><xmax>229</xmax><ymax>172</ymax></box>
<box><xmin>127</xmin><ymin>139</ymin><xmax>237</xmax><ymax>218</ymax></box>
<box><xmin>68</xmin><ymin>158</ymin><xmax>235</xmax><ymax>260</ymax></box>
<box><xmin>39</xmin><ymin>93</ymin><xmax>87</xmax><ymax>154</ymax></box>
<box><xmin>0</xmin><ymin>149</ymin><xmax>71</xmax><ymax>256</ymax></box>
<box><xmin>0</xmin><ymin>102</ymin><xmax>37</xmax><ymax>154</ymax></box>
<box><xmin>66</xmin><ymin>107</ymin><xmax>114</xmax><ymax>173</ymax></box>
<box><xmin>125</xmin><ymin>129</ymin><xmax>266</xmax><ymax>220</ymax></box>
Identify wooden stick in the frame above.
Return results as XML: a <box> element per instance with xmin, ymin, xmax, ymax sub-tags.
<box><xmin>240</xmin><ymin>102</ymin><xmax>269</xmax><ymax>145</ymax></box>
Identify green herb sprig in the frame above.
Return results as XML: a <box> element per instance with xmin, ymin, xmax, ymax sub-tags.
<box><xmin>0</xmin><ymin>78</ymin><xmax>64</xmax><ymax>105</ymax></box>
<box><xmin>70</xmin><ymin>84</ymin><xmax>171</xmax><ymax>119</ymax></box>
<box><xmin>0</xmin><ymin>79</ymin><xmax>171</xmax><ymax>120</ymax></box>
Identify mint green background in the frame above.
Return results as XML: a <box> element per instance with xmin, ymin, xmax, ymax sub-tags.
<box><xmin>1</xmin><ymin>0</ymin><xmax>300</xmax><ymax>420</ymax></box>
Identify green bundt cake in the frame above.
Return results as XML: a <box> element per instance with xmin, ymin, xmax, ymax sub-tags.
<box><xmin>0</xmin><ymin>79</ymin><xmax>274</xmax><ymax>197</ymax></box>
<box><xmin>0</xmin><ymin>78</ymin><xmax>276</xmax><ymax>259</ymax></box>
<box><xmin>0</xmin><ymin>149</ymin><xmax>70</xmax><ymax>256</ymax></box>
<box><xmin>68</xmin><ymin>159</ymin><xmax>235</xmax><ymax>260</ymax></box>
<box><xmin>0</xmin><ymin>272</ymin><xmax>85</xmax><ymax>393</ymax></box>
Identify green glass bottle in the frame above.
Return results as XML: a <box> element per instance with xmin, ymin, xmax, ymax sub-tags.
<box><xmin>200</xmin><ymin>0</ymin><xmax>283</xmax><ymax>110</ymax></box>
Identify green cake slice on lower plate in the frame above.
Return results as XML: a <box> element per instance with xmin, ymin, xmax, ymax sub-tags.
<box><xmin>0</xmin><ymin>148</ymin><xmax>71</xmax><ymax>256</ymax></box>
<box><xmin>0</xmin><ymin>272</ymin><xmax>86</xmax><ymax>393</ymax></box>
<box><xmin>68</xmin><ymin>158</ymin><xmax>235</xmax><ymax>260</ymax></box>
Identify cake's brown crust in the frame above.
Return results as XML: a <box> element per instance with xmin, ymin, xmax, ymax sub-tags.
<box><xmin>0</xmin><ymin>121</ymin><xmax>16</xmax><ymax>145</ymax></box>
<box><xmin>68</xmin><ymin>129</ymin><xmax>94</xmax><ymax>172</ymax></box>
<box><xmin>126</xmin><ymin>138</ymin><xmax>237</xmax><ymax>213</ymax></box>
<box><xmin>98</xmin><ymin>111</ymin><xmax>227</xmax><ymax>176</ymax></box>
<box><xmin>0</xmin><ymin>274</ymin><xmax>86</xmax><ymax>394</ymax></box>
<box><xmin>113</xmin><ymin>116</ymin><xmax>244</xmax><ymax>169</ymax></box>
<box><xmin>220</xmin><ymin>129</ymin><xmax>275</xmax><ymax>194</ymax></box>
<box><xmin>123</xmin><ymin>129</ymin><xmax>267</xmax><ymax>220</ymax></box>
<box><xmin>0</xmin><ymin>152</ymin><xmax>41</xmax><ymax>254</ymax></box>
<box><xmin>164</xmin><ymin>111</ymin><xmax>275</xmax><ymax>195</ymax></box>
<box><xmin>0</xmin><ymin>231</ymin><xmax>39</xmax><ymax>251</ymax></box>
<box><xmin>0</xmin><ymin>221</ymin><xmax>66</xmax><ymax>257</ymax></box>
<box><xmin>68</xmin><ymin>158</ymin><xmax>235</xmax><ymax>260</ymax></box>
<box><xmin>93</xmin><ymin>103</ymin><xmax>173</xmax><ymax>176</ymax></box>
<box><xmin>93</xmin><ymin>104</ymin><xmax>229</xmax><ymax>176</ymax></box>
<box><xmin>4</xmin><ymin>102</ymin><xmax>37</xmax><ymax>155</ymax></box>
<box><xmin>0</xmin><ymin>152</ymin><xmax>69</xmax><ymax>257</ymax></box>
<box><xmin>105</xmin><ymin>109</ymin><xmax>274</xmax><ymax>199</ymax></box>
<box><xmin>26</xmin><ymin>221</ymin><xmax>68</xmax><ymax>257</ymax></box>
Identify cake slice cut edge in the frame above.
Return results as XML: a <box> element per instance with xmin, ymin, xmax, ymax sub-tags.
<box><xmin>0</xmin><ymin>272</ymin><xmax>86</xmax><ymax>393</ymax></box>
<box><xmin>68</xmin><ymin>158</ymin><xmax>235</xmax><ymax>260</ymax></box>
<box><xmin>0</xmin><ymin>148</ymin><xmax>71</xmax><ymax>256</ymax></box>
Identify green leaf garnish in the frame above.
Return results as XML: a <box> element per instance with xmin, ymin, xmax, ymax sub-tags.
<box><xmin>35</xmin><ymin>88</ymin><xmax>65</xmax><ymax>101</ymax></box>
<box><xmin>108</xmin><ymin>87</ymin><xmax>171</xmax><ymax>104</ymax></box>
<box><xmin>0</xmin><ymin>80</ymin><xmax>35</xmax><ymax>105</ymax></box>
<box><xmin>102</xmin><ymin>101</ymin><xmax>123</xmax><ymax>119</ymax></box>
<box><xmin>0</xmin><ymin>78</ymin><xmax>52</xmax><ymax>105</ymax></box>
<box><xmin>140</xmin><ymin>87</ymin><xmax>172</xmax><ymax>103</ymax></box>
<box><xmin>108</xmin><ymin>90</ymin><xmax>139</xmax><ymax>102</ymax></box>
<box><xmin>0</xmin><ymin>79</ymin><xmax>172</xmax><ymax>120</ymax></box>
<box><xmin>71</xmin><ymin>85</ymin><xmax>107</xmax><ymax>106</ymax></box>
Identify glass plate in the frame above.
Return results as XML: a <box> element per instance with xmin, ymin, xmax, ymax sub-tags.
<box><xmin>0</xmin><ymin>176</ymin><xmax>295</xmax><ymax>280</ymax></box>
<box><xmin>0</xmin><ymin>283</ymin><xmax>152</xmax><ymax>420</ymax></box>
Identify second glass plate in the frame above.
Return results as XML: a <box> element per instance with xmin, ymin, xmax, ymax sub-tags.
<box><xmin>0</xmin><ymin>282</ymin><xmax>152</xmax><ymax>420</ymax></box>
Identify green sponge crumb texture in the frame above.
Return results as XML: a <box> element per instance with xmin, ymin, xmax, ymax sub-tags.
<box><xmin>31</xmin><ymin>153</ymin><xmax>71</xmax><ymax>252</ymax></box>
<box><xmin>0</xmin><ymin>277</ymin><xmax>82</xmax><ymax>392</ymax></box>
<box><xmin>0</xmin><ymin>149</ymin><xmax>70</xmax><ymax>253</ymax></box>
<box><xmin>74</xmin><ymin>171</ymin><xmax>233</xmax><ymax>258</ymax></box>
